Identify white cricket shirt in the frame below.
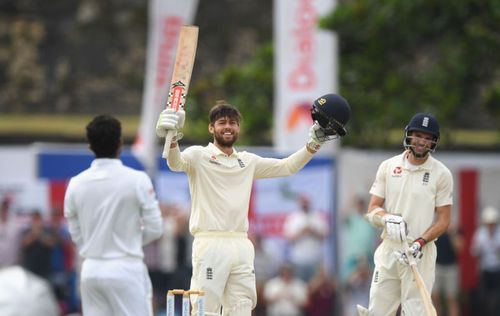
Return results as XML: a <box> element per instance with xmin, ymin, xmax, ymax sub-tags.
<box><xmin>64</xmin><ymin>159</ymin><xmax>163</xmax><ymax>259</ymax></box>
<box><xmin>369</xmin><ymin>151</ymin><xmax>453</xmax><ymax>240</ymax></box>
<box><xmin>168</xmin><ymin>143</ymin><xmax>313</xmax><ymax>234</ymax></box>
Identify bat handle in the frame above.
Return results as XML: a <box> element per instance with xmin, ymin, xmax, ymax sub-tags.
<box><xmin>403</xmin><ymin>242</ymin><xmax>418</xmax><ymax>266</ymax></box>
<box><xmin>162</xmin><ymin>130</ymin><xmax>176</xmax><ymax>159</ymax></box>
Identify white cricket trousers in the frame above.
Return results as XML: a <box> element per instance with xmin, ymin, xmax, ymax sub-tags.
<box><xmin>368</xmin><ymin>239</ymin><xmax>436</xmax><ymax>316</ymax></box>
<box><xmin>80</xmin><ymin>257</ymin><xmax>153</xmax><ymax>316</ymax></box>
<box><xmin>190</xmin><ymin>232</ymin><xmax>257</xmax><ymax>316</ymax></box>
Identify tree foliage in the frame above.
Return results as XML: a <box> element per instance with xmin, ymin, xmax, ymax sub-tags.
<box><xmin>185</xmin><ymin>43</ymin><xmax>274</xmax><ymax>146</ymax></box>
<box><xmin>1</xmin><ymin>0</ymin><xmax>499</xmax><ymax>147</ymax></box>
<box><xmin>320</xmin><ymin>0</ymin><xmax>500</xmax><ymax>148</ymax></box>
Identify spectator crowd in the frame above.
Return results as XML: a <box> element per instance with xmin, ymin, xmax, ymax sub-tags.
<box><xmin>1</xmin><ymin>193</ymin><xmax>499</xmax><ymax>316</ymax></box>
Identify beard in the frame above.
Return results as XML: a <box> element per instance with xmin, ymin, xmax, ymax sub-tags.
<box><xmin>214</xmin><ymin>131</ymin><xmax>238</xmax><ymax>147</ymax></box>
<box><xmin>409</xmin><ymin>146</ymin><xmax>429</xmax><ymax>159</ymax></box>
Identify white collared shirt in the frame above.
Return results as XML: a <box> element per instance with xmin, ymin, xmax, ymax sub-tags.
<box><xmin>167</xmin><ymin>143</ymin><xmax>313</xmax><ymax>234</ymax></box>
<box><xmin>370</xmin><ymin>151</ymin><xmax>453</xmax><ymax>240</ymax></box>
<box><xmin>64</xmin><ymin>159</ymin><xmax>162</xmax><ymax>259</ymax></box>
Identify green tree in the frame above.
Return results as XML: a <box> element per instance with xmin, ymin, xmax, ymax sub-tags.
<box><xmin>320</xmin><ymin>0</ymin><xmax>500</xmax><ymax>148</ymax></box>
<box><xmin>185</xmin><ymin>43</ymin><xmax>274</xmax><ymax>146</ymax></box>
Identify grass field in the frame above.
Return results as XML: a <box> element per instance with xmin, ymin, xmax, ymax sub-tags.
<box><xmin>0</xmin><ymin>114</ymin><xmax>499</xmax><ymax>149</ymax></box>
<box><xmin>0</xmin><ymin>114</ymin><xmax>140</xmax><ymax>142</ymax></box>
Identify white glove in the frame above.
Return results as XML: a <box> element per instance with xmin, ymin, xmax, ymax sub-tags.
<box><xmin>393</xmin><ymin>238</ymin><xmax>425</xmax><ymax>265</ymax></box>
<box><xmin>407</xmin><ymin>238</ymin><xmax>426</xmax><ymax>260</ymax></box>
<box><xmin>307</xmin><ymin>122</ymin><xmax>327</xmax><ymax>152</ymax></box>
<box><xmin>393</xmin><ymin>250</ymin><xmax>411</xmax><ymax>265</ymax></box>
<box><xmin>311</xmin><ymin>122</ymin><xmax>332</xmax><ymax>142</ymax></box>
<box><xmin>383</xmin><ymin>214</ymin><xmax>407</xmax><ymax>242</ymax></box>
<box><xmin>156</xmin><ymin>108</ymin><xmax>185</xmax><ymax>137</ymax></box>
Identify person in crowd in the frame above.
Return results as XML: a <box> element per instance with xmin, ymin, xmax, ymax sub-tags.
<box><xmin>251</xmin><ymin>232</ymin><xmax>281</xmax><ymax>316</ymax></box>
<box><xmin>432</xmin><ymin>224</ymin><xmax>463</xmax><ymax>316</ymax></box>
<box><xmin>263</xmin><ymin>263</ymin><xmax>308</xmax><ymax>316</ymax></box>
<box><xmin>20</xmin><ymin>211</ymin><xmax>57</xmax><ymax>279</ymax></box>
<box><xmin>305</xmin><ymin>264</ymin><xmax>337</xmax><ymax>316</ymax></box>
<box><xmin>48</xmin><ymin>207</ymin><xmax>78</xmax><ymax>313</ymax></box>
<box><xmin>341</xmin><ymin>194</ymin><xmax>377</xmax><ymax>281</ymax></box>
<box><xmin>471</xmin><ymin>206</ymin><xmax>500</xmax><ymax>316</ymax></box>
<box><xmin>345</xmin><ymin>255</ymin><xmax>372</xmax><ymax>316</ymax></box>
<box><xmin>145</xmin><ymin>203</ymin><xmax>190</xmax><ymax>313</ymax></box>
<box><xmin>283</xmin><ymin>194</ymin><xmax>328</xmax><ymax>282</ymax></box>
<box><xmin>0</xmin><ymin>196</ymin><xmax>23</xmax><ymax>267</ymax></box>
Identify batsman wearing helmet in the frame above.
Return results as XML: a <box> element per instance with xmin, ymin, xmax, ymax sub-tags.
<box><xmin>358</xmin><ymin>113</ymin><xmax>453</xmax><ymax>316</ymax></box>
<box><xmin>155</xmin><ymin>94</ymin><xmax>350</xmax><ymax>316</ymax></box>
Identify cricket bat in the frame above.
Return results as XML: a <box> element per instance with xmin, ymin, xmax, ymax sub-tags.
<box><xmin>162</xmin><ymin>25</ymin><xmax>199</xmax><ymax>159</ymax></box>
<box><xmin>402</xmin><ymin>242</ymin><xmax>437</xmax><ymax>316</ymax></box>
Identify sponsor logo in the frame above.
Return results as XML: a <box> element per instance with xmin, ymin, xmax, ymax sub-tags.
<box><xmin>286</xmin><ymin>102</ymin><xmax>313</xmax><ymax>131</ymax></box>
<box><xmin>168</xmin><ymin>81</ymin><xmax>186</xmax><ymax>110</ymax></box>
<box><xmin>288</xmin><ymin>0</ymin><xmax>318</xmax><ymax>91</ymax></box>
<box><xmin>392</xmin><ymin>166</ymin><xmax>403</xmax><ymax>177</ymax></box>
<box><xmin>374</xmin><ymin>270</ymin><xmax>379</xmax><ymax>283</ymax></box>
<box><xmin>208</xmin><ymin>155</ymin><xmax>221</xmax><ymax>165</ymax></box>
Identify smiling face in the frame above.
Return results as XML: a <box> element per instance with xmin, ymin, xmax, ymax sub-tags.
<box><xmin>407</xmin><ymin>130</ymin><xmax>436</xmax><ymax>160</ymax></box>
<box><xmin>209</xmin><ymin>116</ymin><xmax>240</xmax><ymax>149</ymax></box>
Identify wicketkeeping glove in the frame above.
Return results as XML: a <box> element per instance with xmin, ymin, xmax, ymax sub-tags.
<box><xmin>156</xmin><ymin>108</ymin><xmax>186</xmax><ymax>138</ymax></box>
<box><xmin>383</xmin><ymin>214</ymin><xmax>408</xmax><ymax>242</ymax></box>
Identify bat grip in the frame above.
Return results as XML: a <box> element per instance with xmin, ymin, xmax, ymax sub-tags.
<box><xmin>402</xmin><ymin>241</ymin><xmax>418</xmax><ymax>266</ymax></box>
<box><xmin>162</xmin><ymin>130</ymin><xmax>176</xmax><ymax>159</ymax></box>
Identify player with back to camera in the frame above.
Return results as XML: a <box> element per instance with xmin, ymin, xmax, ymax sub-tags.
<box><xmin>155</xmin><ymin>94</ymin><xmax>351</xmax><ymax>316</ymax></box>
<box><xmin>64</xmin><ymin>115</ymin><xmax>163</xmax><ymax>316</ymax></box>
<box><xmin>357</xmin><ymin>113</ymin><xmax>453</xmax><ymax>316</ymax></box>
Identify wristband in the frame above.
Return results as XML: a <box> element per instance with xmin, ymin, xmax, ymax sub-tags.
<box><xmin>365</xmin><ymin>207</ymin><xmax>385</xmax><ymax>228</ymax></box>
<box><xmin>414</xmin><ymin>237</ymin><xmax>427</xmax><ymax>247</ymax></box>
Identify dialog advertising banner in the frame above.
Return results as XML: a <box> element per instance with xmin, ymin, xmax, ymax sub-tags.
<box><xmin>273</xmin><ymin>0</ymin><xmax>338</xmax><ymax>153</ymax></box>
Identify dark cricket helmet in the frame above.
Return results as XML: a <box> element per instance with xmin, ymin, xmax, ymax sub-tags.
<box><xmin>404</xmin><ymin>112</ymin><xmax>440</xmax><ymax>151</ymax></box>
<box><xmin>311</xmin><ymin>93</ymin><xmax>351</xmax><ymax>137</ymax></box>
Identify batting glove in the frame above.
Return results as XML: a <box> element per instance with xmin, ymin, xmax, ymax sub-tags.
<box><xmin>383</xmin><ymin>214</ymin><xmax>408</xmax><ymax>242</ymax></box>
<box><xmin>156</xmin><ymin>108</ymin><xmax>186</xmax><ymax>137</ymax></box>
<box><xmin>393</xmin><ymin>238</ymin><xmax>425</xmax><ymax>265</ymax></box>
<box><xmin>307</xmin><ymin>122</ymin><xmax>328</xmax><ymax>152</ymax></box>
<box><xmin>393</xmin><ymin>250</ymin><xmax>411</xmax><ymax>265</ymax></box>
<box><xmin>407</xmin><ymin>237</ymin><xmax>426</xmax><ymax>260</ymax></box>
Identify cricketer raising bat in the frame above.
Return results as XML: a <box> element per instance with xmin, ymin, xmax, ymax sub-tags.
<box><xmin>162</xmin><ymin>25</ymin><xmax>199</xmax><ymax>159</ymax></box>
